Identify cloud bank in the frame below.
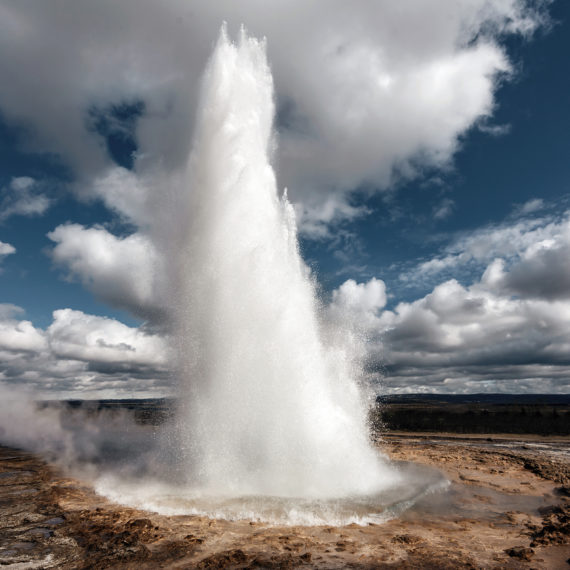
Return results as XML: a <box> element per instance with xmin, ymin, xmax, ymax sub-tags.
<box><xmin>0</xmin><ymin>0</ymin><xmax>549</xmax><ymax>232</ymax></box>
<box><xmin>0</xmin><ymin>304</ymin><xmax>169</xmax><ymax>398</ymax></box>
<box><xmin>0</xmin><ymin>1</ymin><xmax>560</xmax><ymax>396</ymax></box>
<box><xmin>332</xmin><ymin>206</ymin><xmax>570</xmax><ymax>394</ymax></box>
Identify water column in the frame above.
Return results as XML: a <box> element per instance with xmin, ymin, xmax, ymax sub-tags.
<box><xmin>170</xmin><ymin>26</ymin><xmax>397</xmax><ymax>498</ymax></box>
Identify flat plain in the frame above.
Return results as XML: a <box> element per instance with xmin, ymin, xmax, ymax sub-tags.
<box><xmin>1</xmin><ymin>431</ymin><xmax>568</xmax><ymax>568</ymax></box>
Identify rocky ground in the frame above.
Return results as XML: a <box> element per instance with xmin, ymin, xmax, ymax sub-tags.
<box><xmin>0</xmin><ymin>435</ymin><xmax>569</xmax><ymax>569</ymax></box>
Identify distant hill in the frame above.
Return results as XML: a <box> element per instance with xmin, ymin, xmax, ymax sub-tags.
<box><xmin>377</xmin><ymin>393</ymin><xmax>570</xmax><ymax>406</ymax></box>
<box><xmin>38</xmin><ymin>394</ymin><xmax>570</xmax><ymax>434</ymax></box>
<box><xmin>374</xmin><ymin>393</ymin><xmax>570</xmax><ymax>435</ymax></box>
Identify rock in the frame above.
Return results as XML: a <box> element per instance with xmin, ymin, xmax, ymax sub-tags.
<box><xmin>197</xmin><ymin>548</ymin><xmax>248</xmax><ymax>568</ymax></box>
<box><xmin>505</xmin><ymin>546</ymin><xmax>534</xmax><ymax>561</ymax></box>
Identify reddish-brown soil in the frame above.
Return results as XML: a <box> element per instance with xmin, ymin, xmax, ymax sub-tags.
<box><xmin>1</xmin><ymin>435</ymin><xmax>568</xmax><ymax>568</ymax></box>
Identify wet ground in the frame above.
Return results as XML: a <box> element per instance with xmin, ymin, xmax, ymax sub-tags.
<box><xmin>0</xmin><ymin>434</ymin><xmax>569</xmax><ymax>568</ymax></box>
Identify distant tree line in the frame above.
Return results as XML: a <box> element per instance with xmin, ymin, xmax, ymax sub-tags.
<box><xmin>372</xmin><ymin>404</ymin><xmax>570</xmax><ymax>435</ymax></box>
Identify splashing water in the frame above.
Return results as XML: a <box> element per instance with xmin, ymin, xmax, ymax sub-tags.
<box><xmin>167</xmin><ymin>26</ymin><xmax>398</xmax><ymax>499</ymax></box>
<box><xmin>92</xmin><ymin>27</ymin><xmax>428</xmax><ymax>524</ymax></box>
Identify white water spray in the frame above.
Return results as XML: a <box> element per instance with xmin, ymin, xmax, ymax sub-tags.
<box><xmin>90</xmin><ymin>27</ymin><xmax>417</xmax><ymax>523</ymax></box>
<box><xmin>167</xmin><ymin>26</ymin><xmax>398</xmax><ymax>499</ymax></box>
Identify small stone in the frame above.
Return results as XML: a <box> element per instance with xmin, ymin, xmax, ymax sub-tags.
<box><xmin>505</xmin><ymin>546</ymin><xmax>534</xmax><ymax>561</ymax></box>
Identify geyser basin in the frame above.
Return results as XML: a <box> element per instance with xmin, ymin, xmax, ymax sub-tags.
<box><xmin>40</xmin><ymin>403</ymin><xmax>448</xmax><ymax>526</ymax></box>
<box><xmin>95</xmin><ymin>461</ymin><xmax>449</xmax><ymax>526</ymax></box>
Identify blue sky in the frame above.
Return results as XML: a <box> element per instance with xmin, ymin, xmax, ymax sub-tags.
<box><xmin>0</xmin><ymin>0</ymin><xmax>569</xmax><ymax>397</ymax></box>
<box><xmin>303</xmin><ymin>1</ymin><xmax>570</xmax><ymax>299</ymax></box>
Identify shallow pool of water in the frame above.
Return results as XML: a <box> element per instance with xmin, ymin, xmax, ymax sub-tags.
<box><xmin>95</xmin><ymin>461</ymin><xmax>449</xmax><ymax>526</ymax></box>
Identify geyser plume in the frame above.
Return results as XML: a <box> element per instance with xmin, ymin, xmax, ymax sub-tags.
<box><xmin>0</xmin><ymin>27</ymin><xmax>434</xmax><ymax>526</ymax></box>
<box><xmin>167</xmin><ymin>26</ymin><xmax>397</xmax><ymax>498</ymax></box>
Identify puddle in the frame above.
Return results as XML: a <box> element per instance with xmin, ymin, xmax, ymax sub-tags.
<box><xmin>0</xmin><ymin>470</ymin><xmax>35</xmax><ymax>481</ymax></box>
<box><xmin>402</xmin><ymin>481</ymin><xmax>550</xmax><ymax>523</ymax></box>
<box><xmin>95</xmin><ymin>461</ymin><xmax>450</xmax><ymax>526</ymax></box>
<box><xmin>5</xmin><ymin>541</ymin><xmax>35</xmax><ymax>551</ymax></box>
<box><xmin>44</xmin><ymin>516</ymin><xmax>65</xmax><ymax>526</ymax></box>
<box><xmin>24</xmin><ymin>527</ymin><xmax>54</xmax><ymax>538</ymax></box>
<box><xmin>2</xmin><ymin>487</ymin><xmax>39</xmax><ymax>497</ymax></box>
<box><xmin>402</xmin><ymin>437</ymin><xmax>570</xmax><ymax>461</ymax></box>
<box><xmin>0</xmin><ymin>550</ymin><xmax>18</xmax><ymax>558</ymax></box>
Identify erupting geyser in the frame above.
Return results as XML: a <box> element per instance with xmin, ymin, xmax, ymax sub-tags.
<box><xmin>95</xmin><ymin>26</ymin><xmax>426</xmax><ymax>524</ymax></box>
<box><xmin>169</xmin><ymin>26</ymin><xmax>397</xmax><ymax>499</ymax></box>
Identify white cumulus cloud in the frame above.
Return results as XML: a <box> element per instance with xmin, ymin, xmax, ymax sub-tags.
<box><xmin>403</xmin><ymin>207</ymin><xmax>570</xmax><ymax>283</ymax></box>
<box><xmin>0</xmin><ymin>241</ymin><xmax>15</xmax><ymax>257</ymax></box>
<box><xmin>0</xmin><ymin>176</ymin><xmax>52</xmax><ymax>222</ymax></box>
<box><xmin>0</xmin><ymin>0</ymin><xmax>550</xmax><ymax>235</ymax></box>
<box><xmin>0</xmin><ymin>304</ymin><xmax>47</xmax><ymax>353</ymax></box>
<box><xmin>47</xmin><ymin>224</ymin><xmax>164</xmax><ymax>322</ymax></box>
<box><xmin>0</xmin><ymin>305</ymin><xmax>170</xmax><ymax>397</ymax></box>
<box><xmin>358</xmin><ymin>205</ymin><xmax>570</xmax><ymax>393</ymax></box>
<box><xmin>329</xmin><ymin>279</ymin><xmax>387</xmax><ymax>332</ymax></box>
<box><xmin>47</xmin><ymin>308</ymin><xmax>168</xmax><ymax>367</ymax></box>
